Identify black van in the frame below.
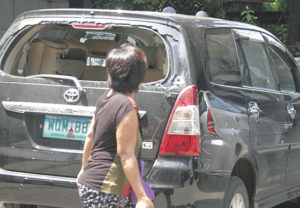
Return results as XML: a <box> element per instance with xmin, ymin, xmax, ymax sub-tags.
<box><xmin>0</xmin><ymin>8</ymin><xmax>300</xmax><ymax>208</ymax></box>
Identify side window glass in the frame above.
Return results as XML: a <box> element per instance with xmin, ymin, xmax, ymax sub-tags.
<box><xmin>205</xmin><ymin>29</ymin><xmax>241</xmax><ymax>86</ymax></box>
<box><xmin>269</xmin><ymin>47</ymin><xmax>296</xmax><ymax>92</ymax></box>
<box><xmin>264</xmin><ymin>35</ymin><xmax>296</xmax><ymax>92</ymax></box>
<box><xmin>234</xmin><ymin>30</ymin><xmax>275</xmax><ymax>90</ymax></box>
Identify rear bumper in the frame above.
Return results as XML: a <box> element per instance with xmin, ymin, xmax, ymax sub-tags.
<box><xmin>147</xmin><ymin>156</ymin><xmax>229</xmax><ymax>207</ymax></box>
<box><xmin>0</xmin><ymin>168</ymin><xmax>81</xmax><ymax>207</ymax></box>
<box><xmin>0</xmin><ymin>167</ymin><xmax>228</xmax><ymax>208</ymax></box>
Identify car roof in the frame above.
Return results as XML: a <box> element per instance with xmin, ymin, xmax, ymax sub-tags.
<box><xmin>16</xmin><ymin>8</ymin><xmax>269</xmax><ymax>33</ymax></box>
<box><xmin>1</xmin><ymin>7</ymin><xmax>275</xmax><ymax>47</ymax></box>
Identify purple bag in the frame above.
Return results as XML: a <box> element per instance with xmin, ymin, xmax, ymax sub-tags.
<box><xmin>129</xmin><ymin>160</ymin><xmax>155</xmax><ymax>204</ymax></box>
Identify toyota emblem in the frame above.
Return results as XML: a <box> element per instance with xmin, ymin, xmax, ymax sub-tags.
<box><xmin>64</xmin><ymin>88</ymin><xmax>80</xmax><ymax>103</ymax></box>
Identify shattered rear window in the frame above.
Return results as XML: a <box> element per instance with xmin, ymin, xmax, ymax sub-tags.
<box><xmin>3</xmin><ymin>24</ymin><xmax>168</xmax><ymax>83</ymax></box>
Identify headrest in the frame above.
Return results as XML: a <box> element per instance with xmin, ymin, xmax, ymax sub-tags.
<box><xmin>40</xmin><ymin>39</ymin><xmax>67</xmax><ymax>49</ymax></box>
<box><xmin>139</xmin><ymin>46</ymin><xmax>157</xmax><ymax>68</ymax></box>
<box><xmin>63</xmin><ymin>48</ymin><xmax>86</xmax><ymax>60</ymax></box>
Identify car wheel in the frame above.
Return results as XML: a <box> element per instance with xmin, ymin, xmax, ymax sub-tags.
<box><xmin>224</xmin><ymin>176</ymin><xmax>249</xmax><ymax>208</ymax></box>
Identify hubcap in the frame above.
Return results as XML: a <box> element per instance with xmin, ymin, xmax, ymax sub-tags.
<box><xmin>230</xmin><ymin>193</ymin><xmax>245</xmax><ymax>208</ymax></box>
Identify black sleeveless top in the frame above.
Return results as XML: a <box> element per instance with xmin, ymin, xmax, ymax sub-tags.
<box><xmin>78</xmin><ymin>90</ymin><xmax>141</xmax><ymax>197</ymax></box>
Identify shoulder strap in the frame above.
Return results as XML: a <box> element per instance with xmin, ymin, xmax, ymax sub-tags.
<box><xmin>137</xmin><ymin>104</ymin><xmax>143</xmax><ymax>171</ymax></box>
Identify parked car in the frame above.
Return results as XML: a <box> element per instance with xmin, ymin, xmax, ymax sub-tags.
<box><xmin>0</xmin><ymin>8</ymin><xmax>300</xmax><ymax>208</ymax></box>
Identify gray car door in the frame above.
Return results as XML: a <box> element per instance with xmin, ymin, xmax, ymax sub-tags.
<box><xmin>264</xmin><ymin>34</ymin><xmax>300</xmax><ymax>188</ymax></box>
<box><xmin>234</xmin><ymin>29</ymin><xmax>289</xmax><ymax>200</ymax></box>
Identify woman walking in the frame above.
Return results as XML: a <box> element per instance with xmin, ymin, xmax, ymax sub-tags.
<box><xmin>77</xmin><ymin>44</ymin><xmax>154</xmax><ymax>208</ymax></box>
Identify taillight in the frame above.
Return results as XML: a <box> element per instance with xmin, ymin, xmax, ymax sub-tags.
<box><xmin>207</xmin><ymin>109</ymin><xmax>217</xmax><ymax>135</ymax></box>
<box><xmin>159</xmin><ymin>85</ymin><xmax>200</xmax><ymax>156</ymax></box>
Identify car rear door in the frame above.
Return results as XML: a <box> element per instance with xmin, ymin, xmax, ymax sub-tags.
<box><xmin>234</xmin><ymin>29</ymin><xmax>289</xmax><ymax>199</ymax></box>
<box><xmin>0</xmin><ymin>18</ymin><xmax>179</xmax><ymax>178</ymax></box>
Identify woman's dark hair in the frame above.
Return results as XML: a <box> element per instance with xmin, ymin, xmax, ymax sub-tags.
<box><xmin>106</xmin><ymin>44</ymin><xmax>147</xmax><ymax>93</ymax></box>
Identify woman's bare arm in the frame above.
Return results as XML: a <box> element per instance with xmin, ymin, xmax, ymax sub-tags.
<box><xmin>116</xmin><ymin>109</ymin><xmax>154</xmax><ymax>208</ymax></box>
<box><xmin>77</xmin><ymin>116</ymin><xmax>95</xmax><ymax>184</ymax></box>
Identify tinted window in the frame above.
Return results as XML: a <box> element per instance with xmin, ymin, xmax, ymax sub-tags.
<box><xmin>205</xmin><ymin>29</ymin><xmax>241</xmax><ymax>86</ymax></box>
<box><xmin>235</xmin><ymin>30</ymin><xmax>275</xmax><ymax>90</ymax></box>
<box><xmin>264</xmin><ymin>35</ymin><xmax>296</xmax><ymax>92</ymax></box>
<box><xmin>269</xmin><ymin>47</ymin><xmax>296</xmax><ymax>92</ymax></box>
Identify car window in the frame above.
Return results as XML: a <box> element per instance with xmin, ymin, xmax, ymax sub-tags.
<box><xmin>4</xmin><ymin>24</ymin><xmax>168</xmax><ymax>83</ymax></box>
<box><xmin>234</xmin><ymin>30</ymin><xmax>275</xmax><ymax>90</ymax></box>
<box><xmin>205</xmin><ymin>29</ymin><xmax>241</xmax><ymax>86</ymax></box>
<box><xmin>269</xmin><ymin>47</ymin><xmax>296</xmax><ymax>92</ymax></box>
<box><xmin>263</xmin><ymin>34</ymin><xmax>296</xmax><ymax>93</ymax></box>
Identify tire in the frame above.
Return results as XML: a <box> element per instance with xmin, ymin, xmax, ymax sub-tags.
<box><xmin>223</xmin><ymin>176</ymin><xmax>249</xmax><ymax>208</ymax></box>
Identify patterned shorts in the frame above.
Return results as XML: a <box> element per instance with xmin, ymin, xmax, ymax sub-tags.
<box><xmin>78</xmin><ymin>183</ymin><xmax>134</xmax><ymax>208</ymax></box>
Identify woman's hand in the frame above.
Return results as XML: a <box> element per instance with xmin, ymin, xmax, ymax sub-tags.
<box><xmin>76</xmin><ymin>169</ymin><xmax>84</xmax><ymax>185</ymax></box>
<box><xmin>135</xmin><ymin>196</ymin><xmax>154</xmax><ymax>208</ymax></box>
<box><xmin>77</xmin><ymin>116</ymin><xmax>95</xmax><ymax>186</ymax></box>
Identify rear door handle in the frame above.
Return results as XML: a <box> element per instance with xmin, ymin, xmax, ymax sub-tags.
<box><xmin>248</xmin><ymin>101</ymin><xmax>260</xmax><ymax>118</ymax></box>
<box><xmin>287</xmin><ymin>104</ymin><xmax>296</xmax><ymax>119</ymax></box>
<box><xmin>282</xmin><ymin>121</ymin><xmax>293</xmax><ymax>130</ymax></box>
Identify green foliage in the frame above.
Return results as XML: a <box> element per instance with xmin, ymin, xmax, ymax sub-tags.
<box><xmin>263</xmin><ymin>0</ymin><xmax>287</xmax><ymax>12</ymax></box>
<box><xmin>241</xmin><ymin>5</ymin><xmax>258</xmax><ymax>24</ymax></box>
<box><xmin>289</xmin><ymin>45</ymin><xmax>300</xmax><ymax>57</ymax></box>
<box><xmin>92</xmin><ymin>0</ymin><xmax>220</xmax><ymax>16</ymax></box>
<box><xmin>264</xmin><ymin>24</ymin><xmax>300</xmax><ymax>57</ymax></box>
<box><xmin>265</xmin><ymin>24</ymin><xmax>288</xmax><ymax>45</ymax></box>
<box><xmin>134</xmin><ymin>0</ymin><xmax>159</xmax><ymax>4</ymax></box>
<box><xmin>275</xmin><ymin>24</ymin><xmax>288</xmax><ymax>45</ymax></box>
